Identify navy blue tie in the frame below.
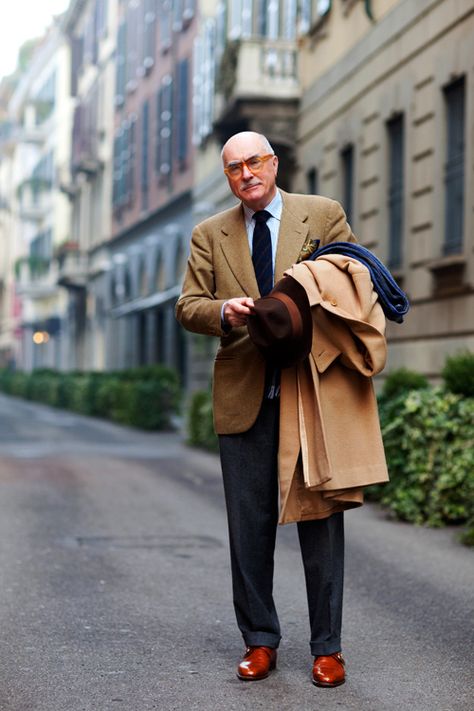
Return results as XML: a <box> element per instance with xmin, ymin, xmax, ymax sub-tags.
<box><xmin>252</xmin><ymin>210</ymin><xmax>273</xmax><ymax>296</ymax></box>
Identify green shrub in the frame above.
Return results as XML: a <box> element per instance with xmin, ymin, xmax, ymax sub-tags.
<box><xmin>0</xmin><ymin>366</ymin><xmax>181</xmax><ymax>431</ymax></box>
<box><xmin>187</xmin><ymin>389</ymin><xmax>218</xmax><ymax>452</ymax></box>
<box><xmin>442</xmin><ymin>351</ymin><xmax>474</xmax><ymax>397</ymax></box>
<box><xmin>380</xmin><ymin>367</ymin><xmax>429</xmax><ymax>401</ymax></box>
<box><xmin>369</xmin><ymin>388</ymin><xmax>474</xmax><ymax>532</ymax></box>
<box><xmin>110</xmin><ymin>375</ymin><xmax>180</xmax><ymax>430</ymax></box>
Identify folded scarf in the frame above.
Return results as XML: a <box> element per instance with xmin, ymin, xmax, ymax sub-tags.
<box><xmin>307</xmin><ymin>242</ymin><xmax>410</xmax><ymax>323</ymax></box>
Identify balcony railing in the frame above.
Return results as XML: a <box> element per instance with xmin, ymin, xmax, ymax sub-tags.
<box><xmin>18</xmin><ymin>195</ymin><xmax>51</xmax><ymax>223</ymax></box>
<box><xmin>217</xmin><ymin>38</ymin><xmax>300</xmax><ymax>108</ymax></box>
<box><xmin>15</xmin><ymin>257</ymin><xmax>57</xmax><ymax>298</ymax></box>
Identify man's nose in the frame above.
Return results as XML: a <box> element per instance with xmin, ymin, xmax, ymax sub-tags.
<box><xmin>241</xmin><ymin>163</ymin><xmax>253</xmax><ymax>179</ymax></box>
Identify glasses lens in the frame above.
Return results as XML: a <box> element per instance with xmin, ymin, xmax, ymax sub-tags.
<box><xmin>227</xmin><ymin>164</ymin><xmax>242</xmax><ymax>177</ymax></box>
<box><xmin>246</xmin><ymin>157</ymin><xmax>263</xmax><ymax>172</ymax></box>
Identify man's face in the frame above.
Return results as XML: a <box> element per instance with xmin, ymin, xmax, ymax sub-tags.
<box><xmin>222</xmin><ymin>134</ymin><xmax>279</xmax><ymax>211</ymax></box>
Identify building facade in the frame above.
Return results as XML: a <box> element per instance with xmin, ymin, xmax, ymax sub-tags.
<box><xmin>0</xmin><ymin>22</ymin><xmax>73</xmax><ymax>371</ymax></box>
<box><xmin>296</xmin><ymin>0</ymin><xmax>474</xmax><ymax>380</ymax></box>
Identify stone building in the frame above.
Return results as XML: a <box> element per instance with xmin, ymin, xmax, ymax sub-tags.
<box><xmin>106</xmin><ymin>0</ymin><xmax>197</xmax><ymax>383</ymax></box>
<box><xmin>296</xmin><ymin>0</ymin><xmax>474</xmax><ymax>379</ymax></box>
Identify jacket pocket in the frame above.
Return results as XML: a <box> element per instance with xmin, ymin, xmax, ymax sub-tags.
<box><xmin>313</xmin><ymin>347</ymin><xmax>341</xmax><ymax>373</ymax></box>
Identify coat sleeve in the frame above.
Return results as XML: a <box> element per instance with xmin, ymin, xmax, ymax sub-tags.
<box><xmin>175</xmin><ymin>224</ymin><xmax>227</xmax><ymax>337</ymax></box>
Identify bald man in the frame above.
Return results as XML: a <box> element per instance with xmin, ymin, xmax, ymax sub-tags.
<box><xmin>176</xmin><ymin>132</ymin><xmax>355</xmax><ymax>687</ymax></box>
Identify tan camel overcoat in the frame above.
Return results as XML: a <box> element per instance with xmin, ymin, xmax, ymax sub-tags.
<box><xmin>277</xmin><ymin>255</ymin><xmax>389</xmax><ymax>524</ymax></box>
<box><xmin>175</xmin><ymin>190</ymin><xmax>356</xmax><ymax>434</ymax></box>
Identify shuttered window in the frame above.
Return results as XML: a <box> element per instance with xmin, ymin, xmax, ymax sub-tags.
<box><xmin>115</xmin><ymin>22</ymin><xmax>127</xmax><ymax>106</ymax></box>
<box><xmin>387</xmin><ymin>114</ymin><xmax>404</xmax><ymax>269</ymax></box>
<box><xmin>126</xmin><ymin>1</ymin><xmax>139</xmax><ymax>91</ymax></box>
<box><xmin>443</xmin><ymin>77</ymin><xmax>465</xmax><ymax>255</ymax></box>
<box><xmin>156</xmin><ymin>76</ymin><xmax>173</xmax><ymax>183</ymax></box>
<box><xmin>143</xmin><ymin>0</ymin><xmax>157</xmax><ymax>73</ymax></box>
<box><xmin>177</xmin><ymin>59</ymin><xmax>189</xmax><ymax>165</ymax></box>
<box><xmin>141</xmin><ymin>100</ymin><xmax>150</xmax><ymax>210</ymax></box>
<box><xmin>160</xmin><ymin>1</ymin><xmax>172</xmax><ymax>50</ymax></box>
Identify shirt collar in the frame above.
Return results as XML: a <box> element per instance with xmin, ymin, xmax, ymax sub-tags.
<box><xmin>243</xmin><ymin>189</ymin><xmax>283</xmax><ymax>227</ymax></box>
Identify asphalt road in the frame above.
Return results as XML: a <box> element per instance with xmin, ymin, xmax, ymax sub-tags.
<box><xmin>0</xmin><ymin>393</ymin><xmax>472</xmax><ymax>711</ymax></box>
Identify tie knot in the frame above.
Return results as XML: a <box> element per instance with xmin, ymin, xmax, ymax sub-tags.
<box><xmin>252</xmin><ymin>210</ymin><xmax>271</xmax><ymax>224</ymax></box>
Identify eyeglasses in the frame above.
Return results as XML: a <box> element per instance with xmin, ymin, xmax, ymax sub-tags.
<box><xmin>223</xmin><ymin>154</ymin><xmax>275</xmax><ymax>179</ymax></box>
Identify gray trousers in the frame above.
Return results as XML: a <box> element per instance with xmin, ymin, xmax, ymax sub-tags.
<box><xmin>219</xmin><ymin>398</ymin><xmax>344</xmax><ymax>656</ymax></box>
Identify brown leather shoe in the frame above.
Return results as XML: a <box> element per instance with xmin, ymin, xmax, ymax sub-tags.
<box><xmin>312</xmin><ymin>652</ymin><xmax>345</xmax><ymax>687</ymax></box>
<box><xmin>237</xmin><ymin>646</ymin><xmax>277</xmax><ymax>681</ymax></box>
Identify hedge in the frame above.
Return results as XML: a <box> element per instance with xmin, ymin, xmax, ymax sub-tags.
<box><xmin>369</xmin><ymin>388</ymin><xmax>474</xmax><ymax>542</ymax></box>
<box><xmin>0</xmin><ymin>365</ymin><xmax>181</xmax><ymax>430</ymax></box>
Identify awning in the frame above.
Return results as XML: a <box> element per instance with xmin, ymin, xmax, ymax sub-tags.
<box><xmin>111</xmin><ymin>284</ymin><xmax>181</xmax><ymax>318</ymax></box>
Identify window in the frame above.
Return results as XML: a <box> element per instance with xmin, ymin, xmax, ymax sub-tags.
<box><xmin>115</xmin><ymin>22</ymin><xmax>126</xmax><ymax>106</ymax></box>
<box><xmin>387</xmin><ymin>115</ymin><xmax>404</xmax><ymax>269</ymax></box>
<box><xmin>176</xmin><ymin>59</ymin><xmax>189</xmax><ymax>165</ymax></box>
<box><xmin>307</xmin><ymin>167</ymin><xmax>318</xmax><ymax>195</ymax></box>
<box><xmin>160</xmin><ymin>1</ymin><xmax>172</xmax><ymax>50</ymax></box>
<box><xmin>113</xmin><ymin>115</ymin><xmax>137</xmax><ymax>212</ymax></box>
<box><xmin>143</xmin><ymin>0</ymin><xmax>157</xmax><ymax>73</ymax></box>
<box><xmin>126</xmin><ymin>1</ymin><xmax>140</xmax><ymax>91</ymax></box>
<box><xmin>141</xmin><ymin>101</ymin><xmax>150</xmax><ymax>210</ymax></box>
<box><xmin>192</xmin><ymin>20</ymin><xmax>216</xmax><ymax>145</ymax></box>
<box><xmin>341</xmin><ymin>144</ymin><xmax>354</xmax><ymax>226</ymax></box>
<box><xmin>443</xmin><ymin>77</ymin><xmax>465</xmax><ymax>255</ymax></box>
<box><xmin>96</xmin><ymin>0</ymin><xmax>108</xmax><ymax>38</ymax></box>
<box><xmin>156</xmin><ymin>76</ymin><xmax>173</xmax><ymax>183</ymax></box>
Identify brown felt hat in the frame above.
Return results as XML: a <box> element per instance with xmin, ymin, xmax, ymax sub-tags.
<box><xmin>247</xmin><ymin>275</ymin><xmax>312</xmax><ymax>369</ymax></box>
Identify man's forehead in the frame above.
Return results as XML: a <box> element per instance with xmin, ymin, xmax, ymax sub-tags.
<box><xmin>223</xmin><ymin>136</ymin><xmax>265</xmax><ymax>162</ymax></box>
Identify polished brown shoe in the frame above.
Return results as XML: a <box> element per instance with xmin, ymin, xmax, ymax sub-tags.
<box><xmin>237</xmin><ymin>646</ymin><xmax>277</xmax><ymax>681</ymax></box>
<box><xmin>312</xmin><ymin>652</ymin><xmax>345</xmax><ymax>687</ymax></box>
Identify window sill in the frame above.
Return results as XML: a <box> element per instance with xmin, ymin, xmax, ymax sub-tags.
<box><xmin>428</xmin><ymin>253</ymin><xmax>467</xmax><ymax>296</ymax></box>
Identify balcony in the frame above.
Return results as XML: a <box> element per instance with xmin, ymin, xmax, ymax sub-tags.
<box><xmin>18</xmin><ymin>196</ymin><xmax>51</xmax><ymax>223</ymax></box>
<box><xmin>215</xmin><ymin>38</ymin><xmax>299</xmax><ymax>127</ymax></box>
<box><xmin>56</xmin><ymin>244</ymin><xmax>88</xmax><ymax>290</ymax></box>
<box><xmin>15</xmin><ymin>257</ymin><xmax>58</xmax><ymax>299</ymax></box>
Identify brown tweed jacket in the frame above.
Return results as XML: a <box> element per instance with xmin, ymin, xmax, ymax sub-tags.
<box><xmin>175</xmin><ymin>189</ymin><xmax>356</xmax><ymax>434</ymax></box>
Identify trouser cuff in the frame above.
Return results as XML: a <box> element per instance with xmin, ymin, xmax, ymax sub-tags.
<box><xmin>244</xmin><ymin>632</ymin><xmax>281</xmax><ymax>649</ymax></box>
<box><xmin>310</xmin><ymin>640</ymin><xmax>342</xmax><ymax>656</ymax></box>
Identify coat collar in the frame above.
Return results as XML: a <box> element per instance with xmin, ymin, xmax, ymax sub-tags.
<box><xmin>218</xmin><ymin>190</ymin><xmax>310</xmax><ymax>297</ymax></box>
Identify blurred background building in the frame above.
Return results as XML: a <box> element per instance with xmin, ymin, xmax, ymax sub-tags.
<box><xmin>0</xmin><ymin>0</ymin><xmax>473</xmax><ymax>390</ymax></box>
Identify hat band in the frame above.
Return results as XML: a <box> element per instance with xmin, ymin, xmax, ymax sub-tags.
<box><xmin>269</xmin><ymin>291</ymin><xmax>303</xmax><ymax>339</ymax></box>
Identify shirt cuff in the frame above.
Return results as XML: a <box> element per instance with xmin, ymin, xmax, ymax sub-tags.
<box><xmin>221</xmin><ymin>301</ymin><xmax>232</xmax><ymax>333</ymax></box>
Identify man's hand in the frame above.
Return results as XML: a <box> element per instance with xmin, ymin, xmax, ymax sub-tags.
<box><xmin>223</xmin><ymin>297</ymin><xmax>255</xmax><ymax>328</ymax></box>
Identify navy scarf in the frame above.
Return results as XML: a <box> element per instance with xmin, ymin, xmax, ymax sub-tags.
<box><xmin>308</xmin><ymin>241</ymin><xmax>410</xmax><ymax>323</ymax></box>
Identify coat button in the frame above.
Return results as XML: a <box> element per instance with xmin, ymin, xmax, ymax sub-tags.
<box><xmin>330</xmin><ymin>298</ymin><xmax>337</xmax><ymax>306</ymax></box>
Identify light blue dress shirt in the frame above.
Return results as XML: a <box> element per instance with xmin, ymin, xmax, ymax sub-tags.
<box><xmin>221</xmin><ymin>190</ymin><xmax>283</xmax><ymax>329</ymax></box>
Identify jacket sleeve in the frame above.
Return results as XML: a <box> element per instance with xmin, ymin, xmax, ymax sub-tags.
<box><xmin>175</xmin><ymin>224</ymin><xmax>227</xmax><ymax>337</ymax></box>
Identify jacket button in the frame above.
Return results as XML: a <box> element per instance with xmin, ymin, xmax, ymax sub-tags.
<box><xmin>330</xmin><ymin>299</ymin><xmax>337</xmax><ymax>306</ymax></box>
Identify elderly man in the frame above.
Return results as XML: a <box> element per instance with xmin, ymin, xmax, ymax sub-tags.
<box><xmin>176</xmin><ymin>131</ymin><xmax>379</xmax><ymax>687</ymax></box>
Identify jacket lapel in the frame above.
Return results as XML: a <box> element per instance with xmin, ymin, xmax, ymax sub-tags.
<box><xmin>219</xmin><ymin>204</ymin><xmax>260</xmax><ymax>298</ymax></box>
<box><xmin>274</xmin><ymin>191</ymin><xmax>309</xmax><ymax>282</ymax></box>
<box><xmin>219</xmin><ymin>191</ymin><xmax>310</xmax><ymax>297</ymax></box>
